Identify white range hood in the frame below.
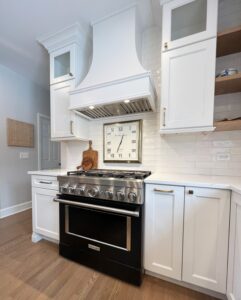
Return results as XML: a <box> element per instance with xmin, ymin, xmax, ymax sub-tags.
<box><xmin>69</xmin><ymin>5</ymin><xmax>157</xmax><ymax>119</ymax></box>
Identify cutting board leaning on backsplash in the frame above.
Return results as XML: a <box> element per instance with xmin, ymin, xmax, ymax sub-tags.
<box><xmin>77</xmin><ymin>141</ymin><xmax>98</xmax><ymax>171</ymax></box>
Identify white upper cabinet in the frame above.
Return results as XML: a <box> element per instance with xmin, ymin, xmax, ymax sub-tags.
<box><xmin>227</xmin><ymin>192</ymin><xmax>241</xmax><ymax>300</ymax></box>
<box><xmin>183</xmin><ymin>187</ymin><xmax>230</xmax><ymax>294</ymax></box>
<box><xmin>51</xmin><ymin>80</ymin><xmax>89</xmax><ymax>140</ymax></box>
<box><xmin>160</xmin><ymin>0</ymin><xmax>218</xmax><ymax>134</ymax></box>
<box><xmin>144</xmin><ymin>184</ymin><xmax>184</xmax><ymax>280</ymax></box>
<box><xmin>160</xmin><ymin>38</ymin><xmax>216</xmax><ymax>134</ymax></box>
<box><xmin>38</xmin><ymin>23</ymin><xmax>91</xmax><ymax>141</ymax></box>
<box><xmin>38</xmin><ymin>23</ymin><xmax>91</xmax><ymax>86</ymax></box>
<box><xmin>162</xmin><ymin>0</ymin><xmax>218</xmax><ymax>51</ymax></box>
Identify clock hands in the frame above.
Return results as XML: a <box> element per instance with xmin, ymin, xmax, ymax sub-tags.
<box><xmin>117</xmin><ymin>134</ymin><xmax>124</xmax><ymax>153</ymax></box>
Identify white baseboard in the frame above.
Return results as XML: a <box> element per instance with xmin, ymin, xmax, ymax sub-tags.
<box><xmin>0</xmin><ymin>201</ymin><xmax>32</xmax><ymax>219</ymax></box>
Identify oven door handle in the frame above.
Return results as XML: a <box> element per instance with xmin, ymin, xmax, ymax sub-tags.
<box><xmin>53</xmin><ymin>198</ymin><xmax>140</xmax><ymax>217</ymax></box>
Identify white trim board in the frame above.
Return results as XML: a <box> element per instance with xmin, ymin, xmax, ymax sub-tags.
<box><xmin>37</xmin><ymin>113</ymin><xmax>50</xmax><ymax>170</ymax></box>
<box><xmin>0</xmin><ymin>201</ymin><xmax>32</xmax><ymax>219</ymax></box>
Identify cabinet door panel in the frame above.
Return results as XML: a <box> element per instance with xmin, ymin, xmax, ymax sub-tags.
<box><xmin>32</xmin><ymin>188</ymin><xmax>59</xmax><ymax>241</ymax></box>
<box><xmin>183</xmin><ymin>187</ymin><xmax>230</xmax><ymax>293</ymax></box>
<box><xmin>162</xmin><ymin>0</ymin><xmax>218</xmax><ymax>51</ymax></box>
<box><xmin>50</xmin><ymin>45</ymin><xmax>75</xmax><ymax>85</ymax></box>
<box><xmin>227</xmin><ymin>193</ymin><xmax>241</xmax><ymax>300</ymax></box>
<box><xmin>51</xmin><ymin>80</ymin><xmax>75</xmax><ymax>138</ymax></box>
<box><xmin>144</xmin><ymin>184</ymin><xmax>184</xmax><ymax>280</ymax></box>
<box><xmin>161</xmin><ymin>39</ymin><xmax>216</xmax><ymax>133</ymax></box>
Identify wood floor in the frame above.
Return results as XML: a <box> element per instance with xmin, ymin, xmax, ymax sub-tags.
<box><xmin>0</xmin><ymin>210</ymin><xmax>218</xmax><ymax>300</ymax></box>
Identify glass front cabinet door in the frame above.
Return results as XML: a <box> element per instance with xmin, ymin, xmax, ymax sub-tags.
<box><xmin>161</xmin><ymin>0</ymin><xmax>218</xmax><ymax>51</ymax></box>
<box><xmin>50</xmin><ymin>45</ymin><xmax>76</xmax><ymax>84</ymax></box>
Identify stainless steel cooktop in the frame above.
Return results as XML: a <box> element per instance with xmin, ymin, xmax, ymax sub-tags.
<box><xmin>58</xmin><ymin>169</ymin><xmax>151</xmax><ymax>205</ymax></box>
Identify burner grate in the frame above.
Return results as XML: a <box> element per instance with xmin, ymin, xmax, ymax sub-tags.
<box><xmin>67</xmin><ymin>169</ymin><xmax>151</xmax><ymax>180</ymax></box>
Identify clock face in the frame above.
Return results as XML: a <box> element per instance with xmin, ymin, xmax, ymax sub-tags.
<box><xmin>104</xmin><ymin>120</ymin><xmax>142</xmax><ymax>163</ymax></box>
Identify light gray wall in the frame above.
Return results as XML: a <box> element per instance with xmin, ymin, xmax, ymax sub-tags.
<box><xmin>0</xmin><ymin>64</ymin><xmax>50</xmax><ymax>210</ymax></box>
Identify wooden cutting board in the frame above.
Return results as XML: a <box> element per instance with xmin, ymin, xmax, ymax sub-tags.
<box><xmin>77</xmin><ymin>141</ymin><xmax>98</xmax><ymax>171</ymax></box>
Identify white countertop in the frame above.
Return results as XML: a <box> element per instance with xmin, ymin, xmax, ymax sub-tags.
<box><xmin>145</xmin><ymin>173</ymin><xmax>241</xmax><ymax>195</ymax></box>
<box><xmin>28</xmin><ymin>169</ymin><xmax>68</xmax><ymax>176</ymax></box>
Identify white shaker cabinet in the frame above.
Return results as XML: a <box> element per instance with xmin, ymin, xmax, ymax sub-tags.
<box><xmin>227</xmin><ymin>192</ymin><xmax>241</xmax><ymax>300</ymax></box>
<box><xmin>183</xmin><ymin>187</ymin><xmax>230</xmax><ymax>293</ymax></box>
<box><xmin>51</xmin><ymin>80</ymin><xmax>89</xmax><ymax>141</ymax></box>
<box><xmin>145</xmin><ymin>183</ymin><xmax>230</xmax><ymax>294</ymax></box>
<box><xmin>144</xmin><ymin>184</ymin><xmax>184</xmax><ymax>280</ymax></box>
<box><xmin>31</xmin><ymin>176</ymin><xmax>59</xmax><ymax>242</ymax></box>
<box><xmin>160</xmin><ymin>39</ymin><xmax>216</xmax><ymax>134</ymax></box>
<box><xmin>161</xmin><ymin>0</ymin><xmax>218</xmax><ymax>52</ymax></box>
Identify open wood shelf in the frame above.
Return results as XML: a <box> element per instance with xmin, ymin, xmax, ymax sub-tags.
<box><xmin>214</xmin><ymin>119</ymin><xmax>241</xmax><ymax>131</ymax></box>
<box><xmin>217</xmin><ymin>25</ymin><xmax>241</xmax><ymax>57</ymax></box>
<box><xmin>215</xmin><ymin>25</ymin><xmax>241</xmax><ymax>131</ymax></box>
<box><xmin>215</xmin><ymin>73</ymin><xmax>241</xmax><ymax>95</ymax></box>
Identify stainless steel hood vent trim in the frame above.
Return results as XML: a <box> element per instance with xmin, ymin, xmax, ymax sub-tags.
<box><xmin>78</xmin><ymin>98</ymin><xmax>153</xmax><ymax>119</ymax></box>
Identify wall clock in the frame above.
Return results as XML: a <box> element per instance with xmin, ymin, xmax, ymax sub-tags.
<box><xmin>103</xmin><ymin>120</ymin><xmax>142</xmax><ymax>163</ymax></box>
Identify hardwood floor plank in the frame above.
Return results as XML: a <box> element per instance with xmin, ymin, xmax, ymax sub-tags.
<box><xmin>0</xmin><ymin>210</ymin><xmax>218</xmax><ymax>300</ymax></box>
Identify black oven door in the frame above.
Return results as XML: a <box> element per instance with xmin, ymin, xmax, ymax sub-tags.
<box><xmin>55</xmin><ymin>195</ymin><xmax>143</xmax><ymax>269</ymax></box>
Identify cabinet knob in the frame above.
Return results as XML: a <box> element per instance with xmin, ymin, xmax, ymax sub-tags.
<box><xmin>188</xmin><ymin>190</ymin><xmax>194</xmax><ymax>195</ymax></box>
<box><xmin>69</xmin><ymin>72</ymin><xmax>73</xmax><ymax>77</ymax></box>
<box><xmin>164</xmin><ymin>42</ymin><xmax>168</xmax><ymax>49</ymax></box>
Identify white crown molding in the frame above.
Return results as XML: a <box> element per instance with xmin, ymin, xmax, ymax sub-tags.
<box><xmin>37</xmin><ymin>22</ymin><xmax>91</xmax><ymax>53</ymax></box>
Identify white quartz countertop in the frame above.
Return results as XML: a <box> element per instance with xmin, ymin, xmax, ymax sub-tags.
<box><xmin>145</xmin><ymin>173</ymin><xmax>241</xmax><ymax>195</ymax></box>
<box><xmin>28</xmin><ymin>169</ymin><xmax>68</xmax><ymax>176</ymax></box>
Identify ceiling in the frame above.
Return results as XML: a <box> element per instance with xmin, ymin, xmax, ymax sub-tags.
<box><xmin>0</xmin><ymin>0</ymin><xmax>162</xmax><ymax>89</ymax></box>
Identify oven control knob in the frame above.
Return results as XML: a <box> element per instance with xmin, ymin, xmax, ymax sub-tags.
<box><xmin>68</xmin><ymin>186</ymin><xmax>76</xmax><ymax>194</ymax></box>
<box><xmin>105</xmin><ymin>190</ymin><xmax>113</xmax><ymax>199</ymax></box>
<box><xmin>87</xmin><ymin>187</ymin><xmax>99</xmax><ymax>197</ymax></box>
<box><xmin>117</xmin><ymin>191</ymin><xmax>125</xmax><ymax>201</ymax></box>
<box><xmin>76</xmin><ymin>186</ymin><xmax>85</xmax><ymax>195</ymax></box>
<box><xmin>128</xmin><ymin>192</ymin><xmax>137</xmax><ymax>203</ymax></box>
<box><xmin>60</xmin><ymin>184</ymin><xmax>69</xmax><ymax>193</ymax></box>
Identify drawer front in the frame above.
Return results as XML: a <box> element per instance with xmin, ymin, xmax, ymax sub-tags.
<box><xmin>32</xmin><ymin>176</ymin><xmax>59</xmax><ymax>191</ymax></box>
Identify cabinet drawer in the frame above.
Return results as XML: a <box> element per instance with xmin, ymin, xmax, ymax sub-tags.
<box><xmin>32</xmin><ymin>176</ymin><xmax>59</xmax><ymax>191</ymax></box>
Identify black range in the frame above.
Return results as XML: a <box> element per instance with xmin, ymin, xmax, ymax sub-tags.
<box><xmin>55</xmin><ymin>169</ymin><xmax>151</xmax><ymax>285</ymax></box>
